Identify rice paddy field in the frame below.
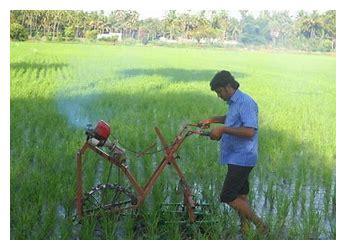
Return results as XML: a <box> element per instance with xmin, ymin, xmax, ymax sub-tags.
<box><xmin>10</xmin><ymin>42</ymin><xmax>336</xmax><ymax>240</ymax></box>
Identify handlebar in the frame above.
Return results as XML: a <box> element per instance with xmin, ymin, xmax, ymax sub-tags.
<box><xmin>188</xmin><ymin>122</ymin><xmax>210</xmax><ymax>129</ymax></box>
<box><xmin>200</xmin><ymin>131</ymin><xmax>211</xmax><ymax>137</ymax></box>
<box><xmin>184</xmin><ymin>123</ymin><xmax>210</xmax><ymax>138</ymax></box>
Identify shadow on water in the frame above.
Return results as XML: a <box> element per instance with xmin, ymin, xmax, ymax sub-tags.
<box><xmin>10</xmin><ymin>87</ymin><xmax>335</xmax><ymax>239</ymax></box>
<box><xmin>120</xmin><ymin>68</ymin><xmax>248</xmax><ymax>82</ymax></box>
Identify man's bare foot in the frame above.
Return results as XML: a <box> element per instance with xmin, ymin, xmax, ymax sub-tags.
<box><xmin>240</xmin><ymin>220</ymin><xmax>251</xmax><ymax>236</ymax></box>
<box><xmin>256</xmin><ymin>223</ymin><xmax>269</xmax><ymax>236</ymax></box>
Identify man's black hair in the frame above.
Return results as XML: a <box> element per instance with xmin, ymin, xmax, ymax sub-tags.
<box><xmin>210</xmin><ymin>70</ymin><xmax>240</xmax><ymax>91</ymax></box>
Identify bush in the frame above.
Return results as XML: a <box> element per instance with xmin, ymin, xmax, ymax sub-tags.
<box><xmin>318</xmin><ymin>39</ymin><xmax>334</xmax><ymax>52</ymax></box>
<box><xmin>240</xmin><ymin>33</ymin><xmax>266</xmax><ymax>45</ymax></box>
<box><xmin>10</xmin><ymin>23</ymin><xmax>28</xmax><ymax>41</ymax></box>
<box><xmin>64</xmin><ymin>26</ymin><xmax>75</xmax><ymax>40</ymax></box>
<box><xmin>291</xmin><ymin>37</ymin><xmax>334</xmax><ymax>52</ymax></box>
<box><xmin>98</xmin><ymin>35</ymin><xmax>120</xmax><ymax>44</ymax></box>
<box><xmin>85</xmin><ymin>30</ymin><xmax>98</xmax><ymax>41</ymax></box>
<box><xmin>56</xmin><ymin>34</ymin><xmax>64</xmax><ymax>42</ymax></box>
<box><xmin>33</xmin><ymin>32</ymin><xmax>42</xmax><ymax>41</ymax></box>
<box><xmin>121</xmin><ymin>38</ymin><xmax>140</xmax><ymax>46</ymax></box>
<box><xmin>142</xmin><ymin>37</ymin><xmax>149</xmax><ymax>45</ymax></box>
<box><xmin>46</xmin><ymin>32</ymin><xmax>53</xmax><ymax>41</ymax></box>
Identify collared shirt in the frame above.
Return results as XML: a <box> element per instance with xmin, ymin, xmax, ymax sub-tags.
<box><xmin>220</xmin><ymin>89</ymin><xmax>258</xmax><ymax>167</ymax></box>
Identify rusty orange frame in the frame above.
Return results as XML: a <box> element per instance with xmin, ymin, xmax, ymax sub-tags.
<box><xmin>76</xmin><ymin>126</ymin><xmax>196</xmax><ymax>222</ymax></box>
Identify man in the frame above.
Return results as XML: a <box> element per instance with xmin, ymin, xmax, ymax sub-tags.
<box><xmin>199</xmin><ymin>70</ymin><xmax>268</xmax><ymax>236</ymax></box>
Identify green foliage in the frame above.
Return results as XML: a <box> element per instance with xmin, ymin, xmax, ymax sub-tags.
<box><xmin>85</xmin><ymin>30</ymin><xmax>98</xmax><ymax>41</ymax></box>
<box><xmin>139</xmin><ymin>18</ymin><xmax>164</xmax><ymax>41</ymax></box>
<box><xmin>239</xmin><ymin>15</ymin><xmax>269</xmax><ymax>45</ymax></box>
<box><xmin>55</xmin><ymin>34</ymin><xmax>64</xmax><ymax>42</ymax></box>
<box><xmin>46</xmin><ymin>32</ymin><xmax>53</xmax><ymax>41</ymax></box>
<box><xmin>64</xmin><ymin>26</ymin><xmax>75</xmax><ymax>40</ymax></box>
<box><xmin>9</xmin><ymin>10</ymin><xmax>336</xmax><ymax>52</ymax></box>
<box><xmin>121</xmin><ymin>38</ymin><xmax>140</xmax><ymax>45</ymax></box>
<box><xmin>189</xmin><ymin>26</ymin><xmax>221</xmax><ymax>43</ymax></box>
<box><xmin>291</xmin><ymin>37</ymin><xmax>334</xmax><ymax>52</ymax></box>
<box><xmin>10</xmin><ymin>23</ymin><xmax>28</xmax><ymax>41</ymax></box>
<box><xmin>97</xmin><ymin>34</ymin><xmax>119</xmax><ymax>43</ymax></box>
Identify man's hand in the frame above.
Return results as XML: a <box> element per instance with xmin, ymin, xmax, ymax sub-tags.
<box><xmin>210</xmin><ymin>126</ymin><xmax>225</xmax><ymax>140</ymax></box>
<box><xmin>198</xmin><ymin>119</ymin><xmax>212</xmax><ymax>125</ymax></box>
<box><xmin>197</xmin><ymin>119</ymin><xmax>212</xmax><ymax>129</ymax></box>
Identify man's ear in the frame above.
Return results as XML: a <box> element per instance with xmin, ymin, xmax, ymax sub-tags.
<box><xmin>226</xmin><ymin>84</ymin><xmax>235</xmax><ymax>94</ymax></box>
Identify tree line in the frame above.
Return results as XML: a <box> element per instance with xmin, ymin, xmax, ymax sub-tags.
<box><xmin>10</xmin><ymin>10</ymin><xmax>336</xmax><ymax>52</ymax></box>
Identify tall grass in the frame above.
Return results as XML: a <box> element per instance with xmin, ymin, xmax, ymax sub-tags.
<box><xmin>10</xmin><ymin>42</ymin><xmax>335</xmax><ymax>239</ymax></box>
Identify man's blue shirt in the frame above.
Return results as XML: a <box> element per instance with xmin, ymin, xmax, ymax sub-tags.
<box><xmin>220</xmin><ymin>89</ymin><xmax>258</xmax><ymax>167</ymax></box>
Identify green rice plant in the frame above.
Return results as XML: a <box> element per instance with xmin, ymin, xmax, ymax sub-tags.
<box><xmin>10</xmin><ymin>42</ymin><xmax>335</xmax><ymax>239</ymax></box>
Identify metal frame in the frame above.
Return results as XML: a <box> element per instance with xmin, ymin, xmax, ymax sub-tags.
<box><xmin>76</xmin><ymin>125</ymin><xmax>204</xmax><ymax>222</ymax></box>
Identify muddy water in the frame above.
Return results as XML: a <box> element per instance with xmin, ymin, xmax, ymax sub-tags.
<box><xmin>57</xmin><ymin>172</ymin><xmax>335</xmax><ymax>239</ymax></box>
<box><xmin>53</xmin><ymin>204</ymin><xmax>66</xmax><ymax>239</ymax></box>
<box><xmin>54</xmin><ymin>127</ymin><xmax>335</xmax><ymax>239</ymax></box>
<box><xmin>94</xmin><ymin>161</ymin><xmax>104</xmax><ymax>186</ymax></box>
<box><xmin>250</xmin><ymin>172</ymin><xmax>336</xmax><ymax>239</ymax></box>
<box><xmin>161</xmin><ymin>171</ymin><xmax>335</xmax><ymax>239</ymax></box>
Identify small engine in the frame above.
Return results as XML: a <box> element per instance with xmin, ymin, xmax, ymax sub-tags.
<box><xmin>86</xmin><ymin>120</ymin><xmax>111</xmax><ymax>147</ymax></box>
<box><xmin>85</xmin><ymin>120</ymin><xmax>126</xmax><ymax>164</ymax></box>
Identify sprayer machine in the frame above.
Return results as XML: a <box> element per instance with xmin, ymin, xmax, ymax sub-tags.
<box><xmin>75</xmin><ymin>120</ymin><xmax>211</xmax><ymax>223</ymax></box>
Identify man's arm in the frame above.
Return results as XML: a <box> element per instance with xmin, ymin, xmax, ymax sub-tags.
<box><xmin>199</xmin><ymin>115</ymin><xmax>226</xmax><ymax>125</ymax></box>
<box><xmin>222</xmin><ymin>126</ymin><xmax>255</xmax><ymax>138</ymax></box>
<box><xmin>210</xmin><ymin>126</ymin><xmax>255</xmax><ymax>140</ymax></box>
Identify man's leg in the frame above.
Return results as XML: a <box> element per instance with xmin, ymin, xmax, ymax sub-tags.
<box><xmin>230</xmin><ymin>195</ymin><xmax>268</xmax><ymax>234</ymax></box>
<box><xmin>237</xmin><ymin>195</ymin><xmax>250</xmax><ymax>235</ymax></box>
<box><xmin>220</xmin><ymin>165</ymin><xmax>268</xmax><ymax>235</ymax></box>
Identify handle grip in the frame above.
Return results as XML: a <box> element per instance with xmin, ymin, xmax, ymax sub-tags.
<box><xmin>198</xmin><ymin>123</ymin><xmax>210</xmax><ymax>129</ymax></box>
<box><xmin>189</xmin><ymin>122</ymin><xmax>210</xmax><ymax>129</ymax></box>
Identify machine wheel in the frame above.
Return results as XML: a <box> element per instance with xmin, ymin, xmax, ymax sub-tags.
<box><xmin>82</xmin><ymin>183</ymin><xmax>137</xmax><ymax>216</ymax></box>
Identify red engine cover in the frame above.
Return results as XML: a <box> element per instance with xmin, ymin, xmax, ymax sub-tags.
<box><xmin>95</xmin><ymin>120</ymin><xmax>111</xmax><ymax>140</ymax></box>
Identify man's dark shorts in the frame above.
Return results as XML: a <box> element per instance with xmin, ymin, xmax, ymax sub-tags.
<box><xmin>220</xmin><ymin>164</ymin><xmax>254</xmax><ymax>203</ymax></box>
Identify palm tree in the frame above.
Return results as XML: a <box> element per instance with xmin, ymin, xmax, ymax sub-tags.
<box><xmin>164</xmin><ymin>10</ymin><xmax>178</xmax><ymax>39</ymax></box>
<box><xmin>211</xmin><ymin>10</ymin><xmax>229</xmax><ymax>40</ymax></box>
<box><xmin>125</xmin><ymin>10</ymin><xmax>139</xmax><ymax>38</ymax></box>
<box><xmin>269</xmin><ymin>11</ymin><xmax>293</xmax><ymax>46</ymax></box>
<box><xmin>296</xmin><ymin>10</ymin><xmax>323</xmax><ymax>39</ymax></box>
<box><xmin>109</xmin><ymin>10</ymin><xmax>127</xmax><ymax>37</ymax></box>
<box><xmin>228</xmin><ymin>17</ymin><xmax>241</xmax><ymax>41</ymax></box>
<box><xmin>321</xmin><ymin>10</ymin><xmax>336</xmax><ymax>49</ymax></box>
